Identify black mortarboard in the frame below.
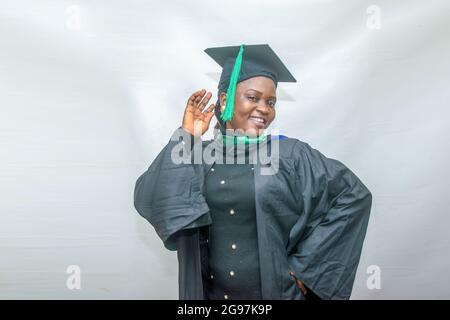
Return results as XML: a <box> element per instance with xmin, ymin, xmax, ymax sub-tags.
<box><xmin>205</xmin><ymin>44</ymin><xmax>296</xmax><ymax>91</ymax></box>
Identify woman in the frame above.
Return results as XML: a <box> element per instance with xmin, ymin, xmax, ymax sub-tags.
<box><xmin>134</xmin><ymin>44</ymin><xmax>372</xmax><ymax>300</ymax></box>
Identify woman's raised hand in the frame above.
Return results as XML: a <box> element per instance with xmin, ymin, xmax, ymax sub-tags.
<box><xmin>182</xmin><ymin>89</ymin><xmax>216</xmax><ymax>137</ymax></box>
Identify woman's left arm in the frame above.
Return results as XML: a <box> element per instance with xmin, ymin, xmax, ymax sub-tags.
<box><xmin>288</xmin><ymin>141</ymin><xmax>373</xmax><ymax>300</ymax></box>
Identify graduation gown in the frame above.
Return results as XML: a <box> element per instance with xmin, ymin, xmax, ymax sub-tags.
<box><xmin>134</xmin><ymin>127</ymin><xmax>372</xmax><ymax>300</ymax></box>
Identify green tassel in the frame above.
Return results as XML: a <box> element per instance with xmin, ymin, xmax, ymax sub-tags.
<box><xmin>221</xmin><ymin>44</ymin><xmax>244</xmax><ymax>122</ymax></box>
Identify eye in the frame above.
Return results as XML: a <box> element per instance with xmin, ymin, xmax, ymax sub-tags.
<box><xmin>247</xmin><ymin>95</ymin><xmax>257</xmax><ymax>102</ymax></box>
<box><xmin>267</xmin><ymin>100</ymin><xmax>276</xmax><ymax>108</ymax></box>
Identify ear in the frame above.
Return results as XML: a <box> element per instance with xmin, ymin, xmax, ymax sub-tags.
<box><xmin>219</xmin><ymin>92</ymin><xmax>227</xmax><ymax>113</ymax></box>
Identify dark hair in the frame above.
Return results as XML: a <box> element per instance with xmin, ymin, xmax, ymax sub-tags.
<box><xmin>213</xmin><ymin>97</ymin><xmax>225</xmax><ymax>135</ymax></box>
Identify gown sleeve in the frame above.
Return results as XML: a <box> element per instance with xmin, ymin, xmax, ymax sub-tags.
<box><xmin>133</xmin><ymin>127</ymin><xmax>211</xmax><ymax>251</ymax></box>
<box><xmin>287</xmin><ymin>140</ymin><xmax>372</xmax><ymax>300</ymax></box>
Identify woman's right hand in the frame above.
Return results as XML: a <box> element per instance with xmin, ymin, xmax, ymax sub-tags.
<box><xmin>182</xmin><ymin>89</ymin><xmax>216</xmax><ymax>137</ymax></box>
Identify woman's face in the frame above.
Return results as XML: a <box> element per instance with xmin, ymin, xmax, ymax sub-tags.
<box><xmin>220</xmin><ymin>76</ymin><xmax>276</xmax><ymax>137</ymax></box>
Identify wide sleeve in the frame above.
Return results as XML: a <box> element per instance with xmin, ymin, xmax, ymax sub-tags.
<box><xmin>287</xmin><ymin>140</ymin><xmax>372</xmax><ymax>300</ymax></box>
<box><xmin>133</xmin><ymin>127</ymin><xmax>211</xmax><ymax>251</ymax></box>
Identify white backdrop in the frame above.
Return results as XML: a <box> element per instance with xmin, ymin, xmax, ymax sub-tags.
<box><xmin>1</xmin><ymin>0</ymin><xmax>449</xmax><ymax>299</ymax></box>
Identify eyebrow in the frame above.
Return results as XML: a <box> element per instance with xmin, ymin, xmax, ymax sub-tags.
<box><xmin>245</xmin><ymin>89</ymin><xmax>277</xmax><ymax>100</ymax></box>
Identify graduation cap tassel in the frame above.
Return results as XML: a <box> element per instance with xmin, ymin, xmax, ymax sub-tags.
<box><xmin>220</xmin><ymin>44</ymin><xmax>244</xmax><ymax>122</ymax></box>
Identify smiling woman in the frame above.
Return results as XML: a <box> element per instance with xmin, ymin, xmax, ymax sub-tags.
<box><xmin>220</xmin><ymin>76</ymin><xmax>277</xmax><ymax>136</ymax></box>
<box><xmin>207</xmin><ymin>44</ymin><xmax>296</xmax><ymax>141</ymax></box>
<box><xmin>134</xmin><ymin>44</ymin><xmax>372</xmax><ymax>300</ymax></box>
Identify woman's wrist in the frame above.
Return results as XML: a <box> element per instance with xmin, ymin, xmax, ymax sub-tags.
<box><xmin>181</xmin><ymin>126</ymin><xmax>194</xmax><ymax>136</ymax></box>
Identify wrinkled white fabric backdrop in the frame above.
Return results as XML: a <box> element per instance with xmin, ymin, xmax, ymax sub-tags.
<box><xmin>1</xmin><ymin>0</ymin><xmax>449</xmax><ymax>299</ymax></box>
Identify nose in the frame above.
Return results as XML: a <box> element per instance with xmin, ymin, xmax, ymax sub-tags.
<box><xmin>255</xmin><ymin>101</ymin><xmax>270</xmax><ymax>114</ymax></box>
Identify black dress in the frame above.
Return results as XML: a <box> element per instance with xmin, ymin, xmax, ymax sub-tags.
<box><xmin>201</xmin><ymin>143</ymin><xmax>262</xmax><ymax>300</ymax></box>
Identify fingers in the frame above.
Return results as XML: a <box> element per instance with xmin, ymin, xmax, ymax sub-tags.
<box><xmin>204</xmin><ymin>104</ymin><xmax>216</xmax><ymax>122</ymax></box>
<box><xmin>187</xmin><ymin>89</ymin><xmax>204</xmax><ymax>107</ymax></box>
<box><xmin>188</xmin><ymin>89</ymin><xmax>213</xmax><ymax>110</ymax></box>
<box><xmin>198</xmin><ymin>91</ymin><xmax>212</xmax><ymax>112</ymax></box>
<box><xmin>296</xmin><ymin>280</ymin><xmax>308</xmax><ymax>296</ymax></box>
<box><xmin>205</xmin><ymin>103</ymin><xmax>215</xmax><ymax>115</ymax></box>
<box><xmin>193</xmin><ymin>89</ymin><xmax>206</xmax><ymax>107</ymax></box>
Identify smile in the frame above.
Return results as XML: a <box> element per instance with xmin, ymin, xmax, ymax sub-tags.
<box><xmin>249</xmin><ymin>116</ymin><xmax>267</xmax><ymax>128</ymax></box>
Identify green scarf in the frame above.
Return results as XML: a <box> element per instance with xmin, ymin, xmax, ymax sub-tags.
<box><xmin>222</xmin><ymin>133</ymin><xmax>267</xmax><ymax>145</ymax></box>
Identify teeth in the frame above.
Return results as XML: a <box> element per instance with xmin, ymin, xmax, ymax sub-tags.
<box><xmin>250</xmin><ymin>117</ymin><xmax>265</xmax><ymax>123</ymax></box>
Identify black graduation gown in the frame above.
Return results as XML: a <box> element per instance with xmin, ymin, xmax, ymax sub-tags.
<box><xmin>134</xmin><ymin>127</ymin><xmax>372</xmax><ymax>300</ymax></box>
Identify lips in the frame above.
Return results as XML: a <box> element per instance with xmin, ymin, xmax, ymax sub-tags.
<box><xmin>248</xmin><ymin>115</ymin><xmax>267</xmax><ymax>128</ymax></box>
